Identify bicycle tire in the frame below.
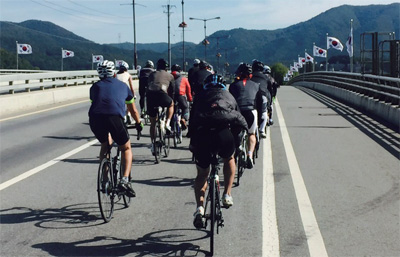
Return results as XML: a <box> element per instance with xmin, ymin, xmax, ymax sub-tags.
<box><xmin>236</xmin><ymin>151</ymin><xmax>246</xmax><ymax>186</ymax></box>
<box><xmin>172</xmin><ymin>116</ymin><xmax>178</xmax><ymax>148</ymax></box>
<box><xmin>97</xmin><ymin>158</ymin><xmax>114</xmax><ymax>223</ymax></box>
<box><xmin>210</xmin><ymin>177</ymin><xmax>216</xmax><ymax>256</ymax></box>
<box><xmin>154</xmin><ymin>120</ymin><xmax>162</xmax><ymax>163</ymax></box>
<box><xmin>163</xmin><ymin>127</ymin><xmax>170</xmax><ymax>157</ymax></box>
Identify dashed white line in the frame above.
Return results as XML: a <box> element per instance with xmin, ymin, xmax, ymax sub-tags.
<box><xmin>275</xmin><ymin>98</ymin><xmax>329</xmax><ymax>257</ymax></box>
<box><xmin>262</xmin><ymin>126</ymin><xmax>280</xmax><ymax>257</ymax></box>
<box><xmin>0</xmin><ymin>139</ymin><xmax>97</xmax><ymax>191</ymax></box>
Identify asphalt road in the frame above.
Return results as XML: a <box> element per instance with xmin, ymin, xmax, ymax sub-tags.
<box><xmin>0</xmin><ymin>86</ymin><xmax>399</xmax><ymax>257</ymax></box>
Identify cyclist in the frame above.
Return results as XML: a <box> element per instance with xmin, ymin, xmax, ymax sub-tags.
<box><xmin>191</xmin><ymin>60</ymin><xmax>212</xmax><ymax>96</ymax></box>
<box><xmin>138</xmin><ymin>60</ymin><xmax>155</xmax><ymax>117</ymax></box>
<box><xmin>188</xmin><ymin>58</ymin><xmax>200</xmax><ymax>88</ymax></box>
<box><xmin>189</xmin><ymin>73</ymin><xmax>247</xmax><ymax>228</ymax></box>
<box><xmin>171</xmin><ymin>64</ymin><xmax>192</xmax><ymax>129</ymax></box>
<box><xmin>229</xmin><ymin>63</ymin><xmax>264</xmax><ymax>169</ymax></box>
<box><xmin>251</xmin><ymin>60</ymin><xmax>270</xmax><ymax>138</ymax></box>
<box><xmin>263</xmin><ymin>65</ymin><xmax>279</xmax><ymax>125</ymax></box>
<box><xmin>146</xmin><ymin>58</ymin><xmax>175</xmax><ymax>155</ymax></box>
<box><xmin>116</xmin><ymin>61</ymin><xmax>136</xmax><ymax>125</ymax></box>
<box><xmin>89</xmin><ymin>60</ymin><xmax>143</xmax><ymax>197</ymax></box>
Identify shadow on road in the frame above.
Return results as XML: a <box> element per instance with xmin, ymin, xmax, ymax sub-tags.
<box><xmin>31</xmin><ymin>229</ymin><xmax>210</xmax><ymax>257</ymax></box>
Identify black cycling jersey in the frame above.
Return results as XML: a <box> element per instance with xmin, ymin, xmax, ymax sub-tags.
<box><xmin>228</xmin><ymin>78</ymin><xmax>262</xmax><ymax>112</ymax></box>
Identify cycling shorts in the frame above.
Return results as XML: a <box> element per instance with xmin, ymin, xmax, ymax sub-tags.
<box><xmin>192</xmin><ymin>127</ymin><xmax>235</xmax><ymax>169</ymax></box>
<box><xmin>241</xmin><ymin>109</ymin><xmax>258</xmax><ymax>134</ymax></box>
<box><xmin>146</xmin><ymin>90</ymin><xmax>173</xmax><ymax>117</ymax></box>
<box><xmin>89</xmin><ymin>115</ymin><xmax>130</xmax><ymax>146</ymax></box>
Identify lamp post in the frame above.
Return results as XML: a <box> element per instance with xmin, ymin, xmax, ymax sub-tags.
<box><xmin>189</xmin><ymin>16</ymin><xmax>220</xmax><ymax>61</ymax></box>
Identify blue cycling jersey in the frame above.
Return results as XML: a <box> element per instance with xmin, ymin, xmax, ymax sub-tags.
<box><xmin>89</xmin><ymin>77</ymin><xmax>134</xmax><ymax>118</ymax></box>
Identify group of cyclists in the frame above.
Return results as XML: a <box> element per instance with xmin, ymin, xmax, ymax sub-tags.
<box><xmin>88</xmin><ymin>57</ymin><xmax>279</xmax><ymax>229</ymax></box>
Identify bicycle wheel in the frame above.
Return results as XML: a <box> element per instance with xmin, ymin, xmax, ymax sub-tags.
<box><xmin>97</xmin><ymin>158</ymin><xmax>114</xmax><ymax>223</ymax></box>
<box><xmin>172</xmin><ymin>116</ymin><xmax>178</xmax><ymax>148</ymax></box>
<box><xmin>163</xmin><ymin>125</ymin><xmax>170</xmax><ymax>157</ymax></box>
<box><xmin>153</xmin><ymin>120</ymin><xmax>162</xmax><ymax>163</ymax></box>
<box><xmin>209</xmin><ymin>177</ymin><xmax>217</xmax><ymax>256</ymax></box>
<box><xmin>236</xmin><ymin>150</ymin><xmax>246</xmax><ymax>186</ymax></box>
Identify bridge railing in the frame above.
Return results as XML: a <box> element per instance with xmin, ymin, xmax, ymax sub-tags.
<box><xmin>0</xmin><ymin>70</ymin><xmax>138</xmax><ymax>95</ymax></box>
<box><xmin>288</xmin><ymin>71</ymin><xmax>400</xmax><ymax>106</ymax></box>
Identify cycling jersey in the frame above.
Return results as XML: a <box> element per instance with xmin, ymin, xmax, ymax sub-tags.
<box><xmin>172</xmin><ymin>71</ymin><xmax>193</xmax><ymax>102</ymax></box>
<box><xmin>147</xmin><ymin>70</ymin><xmax>175</xmax><ymax>94</ymax></box>
<box><xmin>116</xmin><ymin>71</ymin><xmax>132</xmax><ymax>89</ymax></box>
<box><xmin>89</xmin><ymin>77</ymin><xmax>134</xmax><ymax>118</ymax></box>
<box><xmin>228</xmin><ymin>78</ymin><xmax>261</xmax><ymax>111</ymax></box>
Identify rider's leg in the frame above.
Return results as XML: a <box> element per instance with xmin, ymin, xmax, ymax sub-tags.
<box><xmin>222</xmin><ymin>155</ymin><xmax>235</xmax><ymax>196</ymax></box>
<box><xmin>194</xmin><ymin>165</ymin><xmax>210</xmax><ymax>208</ymax></box>
<box><xmin>166</xmin><ymin>100</ymin><xmax>174</xmax><ymax>127</ymax></box>
<box><xmin>119</xmin><ymin>139</ymin><xmax>133</xmax><ymax>178</ymax></box>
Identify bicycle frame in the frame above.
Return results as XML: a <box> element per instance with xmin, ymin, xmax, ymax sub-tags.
<box><xmin>204</xmin><ymin>152</ymin><xmax>224</xmax><ymax>256</ymax></box>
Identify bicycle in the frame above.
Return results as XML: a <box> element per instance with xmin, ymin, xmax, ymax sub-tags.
<box><xmin>235</xmin><ymin>129</ymin><xmax>249</xmax><ymax>186</ymax></box>
<box><xmin>171</xmin><ymin>102</ymin><xmax>183</xmax><ymax>148</ymax></box>
<box><xmin>97</xmin><ymin>142</ymin><xmax>132</xmax><ymax>223</ymax></box>
<box><xmin>203</xmin><ymin>151</ymin><xmax>225</xmax><ymax>256</ymax></box>
<box><xmin>152</xmin><ymin>106</ymin><xmax>170</xmax><ymax>163</ymax></box>
<box><xmin>142</xmin><ymin>92</ymin><xmax>150</xmax><ymax>125</ymax></box>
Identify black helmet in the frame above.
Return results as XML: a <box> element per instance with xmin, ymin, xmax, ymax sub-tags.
<box><xmin>199</xmin><ymin>60</ymin><xmax>208</xmax><ymax>69</ymax></box>
<box><xmin>171</xmin><ymin>64</ymin><xmax>182</xmax><ymax>72</ymax></box>
<box><xmin>252</xmin><ymin>59</ymin><xmax>264</xmax><ymax>72</ymax></box>
<box><xmin>235</xmin><ymin>63</ymin><xmax>252</xmax><ymax>77</ymax></box>
<box><xmin>203</xmin><ymin>74</ymin><xmax>226</xmax><ymax>90</ymax></box>
<box><xmin>156</xmin><ymin>58</ymin><xmax>169</xmax><ymax>70</ymax></box>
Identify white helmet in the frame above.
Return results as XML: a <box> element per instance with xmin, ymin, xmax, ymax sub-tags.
<box><xmin>145</xmin><ymin>60</ymin><xmax>154</xmax><ymax>68</ymax></box>
<box><xmin>97</xmin><ymin>60</ymin><xmax>115</xmax><ymax>78</ymax></box>
<box><xmin>263</xmin><ymin>65</ymin><xmax>271</xmax><ymax>74</ymax></box>
<box><xmin>120</xmin><ymin>61</ymin><xmax>129</xmax><ymax>70</ymax></box>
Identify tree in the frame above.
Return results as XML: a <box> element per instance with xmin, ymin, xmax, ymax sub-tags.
<box><xmin>271</xmin><ymin>63</ymin><xmax>288</xmax><ymax>85</ymax></box>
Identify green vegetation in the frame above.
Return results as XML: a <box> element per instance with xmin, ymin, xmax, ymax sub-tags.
<box><xmin>0</xmin><ymin>3</ymin><xmax>398</xmax><ymax>73</ymax></box>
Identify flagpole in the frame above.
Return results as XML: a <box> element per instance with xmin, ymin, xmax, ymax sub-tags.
<box><xmin>61</xmin><ymin>48</ymin><xmax>63</xmax><ymax>71</ymax></box>
<box><xmin>350</xmin><ymin>19</ymin><xmax>354</xmax><ymax>73</ymax></box>
<box><xmin>92</xmin><ymin>54</ymin><xmax>93</xmax><ymax>70</ymax></box>
<box><xmin>16</xmin><ymin>41</ymin><xmax>19</xmax><ymax>70</ymax></box>
<box><xmin>326</xmin><ymin>33</ymin><xmax>329</xmax><ymax>71</ymax></box>
<box><xmin>304</xmin><ymin>49</ymin><xmax>307</xmax><ymax>73</ymax></box>
<box><xmin>312</xmin><ymin>43</ymin><xmax>316</xmax><ymax>72</ymax></box>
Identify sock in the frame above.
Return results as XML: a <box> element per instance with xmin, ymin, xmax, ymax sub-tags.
<box><xmin>166</xmin><ymin>119</ymin><xmax>171</xmax><ymax>127</ymax></box>
<box><xmin>122</xmin><ymin>176</ymin><xmax>129</xmax><ymax>183</ymax></box>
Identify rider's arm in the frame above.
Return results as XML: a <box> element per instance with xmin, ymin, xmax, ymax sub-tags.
<box><xmin>185</xmin><ymin>78</ymin><xmax>193</xmax><ymax>102</ymax></box>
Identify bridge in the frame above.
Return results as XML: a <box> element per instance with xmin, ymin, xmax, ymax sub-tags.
<box><xmin>0</xmin><ymin>70</ymin><xmax>399</xmax><ymax>256</ymax></box>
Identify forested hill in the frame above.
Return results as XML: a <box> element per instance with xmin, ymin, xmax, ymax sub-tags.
<box><xmin>0</xmin><ymin>3</ymin><xmax>398</xmax><ymax>71</ymax></box>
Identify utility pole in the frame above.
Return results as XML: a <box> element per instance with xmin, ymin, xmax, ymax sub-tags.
<box><xmin>163</xmin><ymin>2</ymin><xmax>175</xmax><ymax>68</ymax></box>
<box><xmin>179</xmin><ymin>0</ymin><xmax>187</xmax><ymax>71</ymax></box>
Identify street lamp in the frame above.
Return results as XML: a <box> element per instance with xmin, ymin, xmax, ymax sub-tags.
<box><xmin>189</xmin><ymin>16</ymin><xmax>220</xmax><ymax>61</ymax></box>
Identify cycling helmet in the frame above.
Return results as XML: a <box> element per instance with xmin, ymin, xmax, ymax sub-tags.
<box><xmin>203</xmin><ymin>74</ymin><xmax>226</xmax><ymax>90</ymax></box>
<box><xmin>145</xmin><ymin>60</ymin><xmax>154</xmax><ymax>68</ymax></box>
<box><xmin>235</xmin><ymin>63</ymin><xmax>252</xmax><ymax>77</ymax></box>
<box><xmin>171</xmin><ymin>64</ymin><xmax>182</xmax><ymax>72</ymax></box>
<box><xmin>97</xmin><ymin>60</ymin><xmax>115</xmax><ymax>78</ymax></box>
<box><xmin>263</xmin><ymin>65</ymin><xmax>271</xmax><ymax>74</ymax></box>
<box><xmin>193</xmin><ymin>59</ymin><xmax>200</xmax><ymax>65</ymax></box>
<box><xmin>156</xmin><ymin>58</ymin><xmax>169</xmax><ymax>70</ymax></box>
<box><xmin>118</xmin><ymin>61</ymin><xmax>129</xmax><ymax>71</ymax></box>
<box><xmin>199</xmin><ymin>60</ymin><xmax>208</xmax><ymax>69</ymax></box>
<box><xmin>252</xmin><ymin>59</ymin><xmax>264</xmax><ymax>72</ymax></box>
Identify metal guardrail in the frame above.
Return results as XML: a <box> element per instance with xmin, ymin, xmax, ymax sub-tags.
<box><xmin>0</xmin><ymin>70</ymin><xmax>138</xmax><ymax>94</ymax></box>
<box><xmin>288</xmin><ymin>71</ymin><xmax>400</xmax><ymax>106</ymax></box>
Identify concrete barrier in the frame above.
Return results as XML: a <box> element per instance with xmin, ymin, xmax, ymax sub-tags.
<box><xmin>293</xmin><ymin>81</ymin><xmax>400</xmax><ymax>130</ymax></box>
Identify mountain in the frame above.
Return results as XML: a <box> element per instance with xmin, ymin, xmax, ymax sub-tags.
<box><xmin>0</xmin><ymin>3</ymin><xmax>398</xmax><ymax>72</ymax></box>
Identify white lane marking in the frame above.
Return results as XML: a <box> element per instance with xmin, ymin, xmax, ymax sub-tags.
<box><xmin>0</xmin><ymin>139</ymin><xmax>98</xmax><ymax>191</ymax></box>
<box><xmin>262</xmin><ymin>126</ymin><xmax>280</xmax><ymax>257</ymax></box>
<box><xmin>0</xmin><ymin>100</ymin><xmax>89</xmax><ymax>122</ymax></box>
<box><xmin>275</xmin><ymin>98</ymin><xmax>329</xmax><ymax>257</ymax></box>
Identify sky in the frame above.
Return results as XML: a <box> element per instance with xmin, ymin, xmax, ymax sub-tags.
<box><xmin>0</xmin><ymin>0</ymin><xmax>397</xmax><ymax>45</ymax></box>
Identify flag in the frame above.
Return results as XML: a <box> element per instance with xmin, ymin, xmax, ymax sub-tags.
<box><xmin>17</xmin><ymin>43</ymin><xmax>32</xmax><ymax>54</ymax></box>
<box><xmin>346</xmin><ymin>27</ymin><xmax>353</xmax><ymax>57</ymax></box>
<box><xmin>291</xmin><ymin>65</ymin><xmax>298</xmax><ymax>72</ymax></box>
<box><xmin>62</xmin><ymin>49</ymin><xmax>74</xmax><ymax>58</ymax></box>
<box><xmin>305</xmin><ymin>52</ymin><xmax>314</xmax><ymax>63</ymax></box>
<box><xmin>327</xmin><ymin>36</ymin><xmax>344</xmax><ymax>51</ymax></box>
<box><xmin>92</xmin><ymin>55</ymin><xmax>104</xmax><ymax>63</ymax></box>
<box><xmin>299</xmin><ymin>56</ymin><xmax>306</xmax><ymax>66</ymax></box>
<box><xmin>313</xmin><ymin>45</ymin><xmax>327</xmax><ymax>57</ymax></box>
<box><xmin>294</xmin><ymin>62</ymin><xmax>302</xmax><ymax>69</ymax></box>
